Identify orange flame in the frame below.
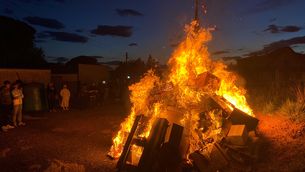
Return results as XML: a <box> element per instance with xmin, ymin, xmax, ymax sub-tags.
<box><xmin>108</xmin><ymin>70</ymin><xmax>159</xmax><ymax>158</ymax></box>
<box><xmin>109</xmin><ymin>20</ymin><xmax>254</xmax><ymax>159</ymax></box>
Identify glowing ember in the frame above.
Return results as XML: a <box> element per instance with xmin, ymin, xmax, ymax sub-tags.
<box><xmin>109</xmin><ymin>20</ymin><xmax>253</xmax><ymax>159</ymax></box>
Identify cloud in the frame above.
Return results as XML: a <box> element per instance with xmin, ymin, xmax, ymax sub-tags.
<box><xmin>247</xmin><ymin>36</ymin><xmax>305</xmax><ymax>55</ymax></box>
<box><xmin>23</xmin><ymin>16</ymin><xmax>65</xmax><ymax>29</ymax></box>
<box><xmin>47</xmin><ymin>56</ymin><xmax>69</xmax><ymax>63</ymax></box>
<box><xmin>91</xmin><ymin>25</ymin><xmax>133</xmax><ymax>37</ymax></box>
<box><xmin>221</xmin><ymin>56</ymin><xmax>241</xmax><ymax>61</ymax></box>
<box><xmin>75</xmin><ymin>29</ymin><xmax>83</xmax><ymax>33</ymax></box>
<box><xmin>18</xmin><ymin>0</ymin><xmax>39</xmax><ymax>3</ymax></box>
<box><xmin>34</xmin><ymin>39</ymin><xmax>47</xmax><ymax>43</ymax></box>
<box><xmin>246</xmin><ymin>0</ymin><xmax>300</xmax><ymax>14</ymax></box>
<box><xmin>38</xmin><ymin>31</ymin><xmax>88</xmax><ymax>43</ymax></box>
<box><xmin>212</xmin><ymin>50</ymin><xmax>230</xmax><ymax>55</ymax></box>
<box><xmin>264</xmin><ymin>25</ymin><xmax>280</xmax><ymax>33</ymax></box>
<box><xmin>281</xmin><ymin>25</ymin><xmax>302</xmax><ymax>32</ymax></box>
<box><xmin>102</xmin><ymin>60</ymin><xmax>122</xmax><ymax>65</ymax></box>
<box><xmin>54</xmin><ymin>0</ymin><xmax>65</xmax><ymax>3</ymax></box>
<box><xmin>128</xmin><ymin>43</ymin><xmax>138</xmax><ymax>47</ymax></box>
<box><xmin>88</xmin><ymin>56</ymin><xmax>104</xmax><ymax>59</ymax></box>
<box><xmin>116</xmin><ymin>9</ymin><xmax>143</xmax><ymax>17</ymax></box>
<box><xmin>269</xmin><ymin>18</ymin><xmax>277</xmax><ymax>22</ymax></box>
<box><xmin>55</xmin><ymin>57</ymin><xmax>69</xmax><ymax>63</ymax></box>
<box><xmin>18</xmin><ymin>0</ymin><xmax>65</xmax><ymax>3</ymax></box>
<box><xmin>263</xmin><ymin>24</ymin><xmax>302</xmax><ymax>33</ymax></box>
<box><xmin>4</xmin><ymin>8</ymin><xmax>14</xmax><ymax>14</ymax></box>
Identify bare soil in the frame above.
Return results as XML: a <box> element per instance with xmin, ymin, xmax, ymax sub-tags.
<box><xmin>1</xmin><ymin>105</ymin><xmax>305</xmax><ymax>172</ymax></box>
<box><xmin>0</xmin><ymin>104</ymin><xmax>125</xmax><ymax>172</ymax></box>
<box><xmin>254</xmin><ymin>114</ymin><xmax>305</xmax><ymax>172</ymax></box>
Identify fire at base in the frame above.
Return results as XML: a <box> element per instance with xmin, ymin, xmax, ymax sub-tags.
<box><xmin>108</xmin><ymin>20</ymin><xmax>254</xmax><ymax>161</ymax></box>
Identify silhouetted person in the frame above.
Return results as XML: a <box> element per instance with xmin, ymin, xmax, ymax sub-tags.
<box><xmin>47</xmin><ymin>82</ymin><xmax>57</xmax><ymax>112</ymax></box>
<box><xmin>0</xmin><ymin>81</ymin><xmax>15</xmax><ymax>131</ymax></box>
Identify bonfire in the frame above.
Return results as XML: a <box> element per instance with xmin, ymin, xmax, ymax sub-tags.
<box><xmin>108</xmin><ymin>20</ymin><xmax>258</xmax><ymax>171</ymax></box>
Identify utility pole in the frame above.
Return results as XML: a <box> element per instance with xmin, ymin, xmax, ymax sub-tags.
<box><xmin>194</xmin><ymin>0</ymin><xmax>199</xmax><ymax>22</ymax></box>
<box><xmin>125</xmin><ymin>52</ymin><xmax>128</xmax><ymax>63</ymax></box>
<box><xmin>194</xmin><ymin>0</ymin><xmax>200</xmax><ymax>31</ymax></box>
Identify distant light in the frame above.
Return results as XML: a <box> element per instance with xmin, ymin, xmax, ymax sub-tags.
<box><xmin>102</xmin><ymin>80</ymin><xmax>106</xmax><ymax>84</ymax></box>
<box><xmin>127</xmin><ymin>75</ymin><xmax>131</xmax><ymax>79</ymax></box>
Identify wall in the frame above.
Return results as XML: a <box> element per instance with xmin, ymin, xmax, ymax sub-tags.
<box><xmin>0</xmin><ymin>68</ymin><xmax>50</xmax><ymax>86</ymax></box>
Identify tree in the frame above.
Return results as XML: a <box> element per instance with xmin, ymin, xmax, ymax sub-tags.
<box><xmin>146</xmin><ymin>54</ymin><xmax>158</xmax><ymax>69</ymax></box>
<box><xmin>0</xmin><ymin>16</ymin><xmax>47</xmax><ymax>68</ymax></box>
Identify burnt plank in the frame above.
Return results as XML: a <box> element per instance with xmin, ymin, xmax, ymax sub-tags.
<box><xmin>229</xmin><ymin>108</ymin><xmax>259</xmax><ymax>131</ymax></box>
<box><xmin>168</xmin><ymin>123</ymin><xmax>184</xmax><ymax>148</ymax></box>
<box><xmin>189</xmin><ymin>151</ymin><xmax>212</xmax><ymax>172</ymax></box>
<box><xmin>137</xmin><ymin>118</ymin><xmax>169</xmax><ymax>172</ymax></box>
<box><xmin>116</xmin><ymin>115</ymin><xmax>144</xmax><ymax>171</ymax></box>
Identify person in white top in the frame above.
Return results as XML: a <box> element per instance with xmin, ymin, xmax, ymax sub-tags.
<box><xmin>60</xmin><ymin>84</ymin><xmax>71</xmax><ymax>110</ymax></box>
<box><xmin>11</xmin><ymin>83</ymin><xmax>25</xmax><ymax>127</ymax></box>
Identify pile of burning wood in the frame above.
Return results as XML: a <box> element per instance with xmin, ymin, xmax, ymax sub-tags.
<box><xmin>110</xmin><ymin>72</ymin><xmax>260</xmax><ymax>172</ymax></box>
<box><xmin>107</xmin><ymin>21</ymin><xmax>259</xmax><ymax>172</ymax></box>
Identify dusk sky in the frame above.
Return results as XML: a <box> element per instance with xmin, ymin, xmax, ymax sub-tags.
<box><xmin>1</xmin><ymin>0</ymin><xmax>305</xmax><ymax>64</ymax></box>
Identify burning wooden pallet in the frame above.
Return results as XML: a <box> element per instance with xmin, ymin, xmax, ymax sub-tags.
<box><xmin>108</xmin><ymin>71</ymin><xmax>260</xmax><ymax>171</ymax></box>
<box><xmin>113</xmin><ymin>97</ymin><xmax>260</xmax><ymax>172</ymax></box>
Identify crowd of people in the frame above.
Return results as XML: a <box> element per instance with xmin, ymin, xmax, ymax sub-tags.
<box><xmin>0</xmin><ymin>81</ymin><xmax>71</xmax><ymax>132</ymax></box>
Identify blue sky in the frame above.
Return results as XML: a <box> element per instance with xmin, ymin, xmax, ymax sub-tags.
<box><xmin>1</xmin><ymin>0</ymin><xmax>305</xmax><ymax>64</ymax></box>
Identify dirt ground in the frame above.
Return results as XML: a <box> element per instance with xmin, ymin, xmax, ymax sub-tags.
<box><xmin>1</xmin><ymin>104</ymin><xmax>305</xmax><ymax>172</ymax></box>
<box><xmin>254</xmin><ymin>114</ymin><xmax>305</xmax><ymax>172</ymax></box>
<box><xmin>0</xmin><ymin>104</ymin><xmax>125</xmax><ymax>172</ymax></box>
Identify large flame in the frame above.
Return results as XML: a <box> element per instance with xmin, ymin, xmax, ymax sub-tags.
<box><xmin>109</xmin><ymin>21</ymin><xmax>253</xmax><ymax>159</ymax></box>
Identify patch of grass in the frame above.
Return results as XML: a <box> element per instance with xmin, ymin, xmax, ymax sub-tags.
<box><xmin>248</xmin><ymin>93</ymin><xmax>279</xmax><ymax>115</ymax></box>
<box><xmin>279</xmin><ymin>99</ymin><xmax>305</xmax><ymax>122</ymax></box>
<box><xmin>261</xmin><ymin>101</ymin><xmax>276</xmax><ymax>115</ymax></box>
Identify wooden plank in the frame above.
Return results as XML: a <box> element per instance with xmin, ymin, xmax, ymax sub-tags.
<box><xmin>189</xmin><ymin>151</ymin><xmax>212</xmax><ymax>172</ymax></box>
<box><xmin>168</xmin><ymin>123</ymin><xmax>184</xmax><ymax>148</ymax></box>
<box><xmin>209</xmin><ymin>143</ymin><xmax>229</xmax><ymax>171</ymax></box>
<box><xmin>230</xmin><ymin>108</ymin><xmax>259</xmax><ymax>131</ymax></box>
<box><xmin>226</xmin><ymin>125</ymin><xmax>248</xmax><ymax>146</ymax></box>
<box><xmin>137</xmin><ymin>118</ymin><xmax>169</xmax><ymax>172</ymax></box>
<box><xmin>116</xmin><ymin>115</ymin><xmax>144</xmax><ymax>171</ymax></box>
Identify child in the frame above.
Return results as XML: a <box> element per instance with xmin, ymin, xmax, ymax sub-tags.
<box><xmin>11</xmin><ymin>83</ymin><xmax>25</xmax><ymax>127</ymax></box>
<box><xmin>60</xmin><ymin>84</ymin><xmax>70</xmax><ymax>110</ymax></box>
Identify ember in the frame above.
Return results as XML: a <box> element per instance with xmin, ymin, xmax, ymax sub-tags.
<box><xmin>108</xmin><ymin>20</ymin><xmax>259</xmax><ymax>171</ymax></box>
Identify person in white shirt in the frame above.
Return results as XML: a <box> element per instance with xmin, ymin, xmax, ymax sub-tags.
<box><xmin>60</xmin><ymin>84</ymin><xmax>71</xmax><ymax>110</ymax></box>
<box><xmin>11</xmin><ymin>83</ymin><xmax>25</xmax><ymax>127</ymax></box>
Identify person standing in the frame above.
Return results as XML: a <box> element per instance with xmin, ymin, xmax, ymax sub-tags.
<box><xmin>60</xmin><ymin>84</ymin><xmax>70</xmax><ymax>110</ymax></box>
<box><xmin>47</xmin><ymin>82</ymin><xmax>57</xmax><ymax>112</ymax></box>
<box><xmin>0</xmin><ymin>81</ymin><xmax>15</xmax><ymax>131</ymax></box>
<box><xmin>11</xmin><ymin>83</ymin><xmax>25</xmax><ymax>127</ymax></box>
